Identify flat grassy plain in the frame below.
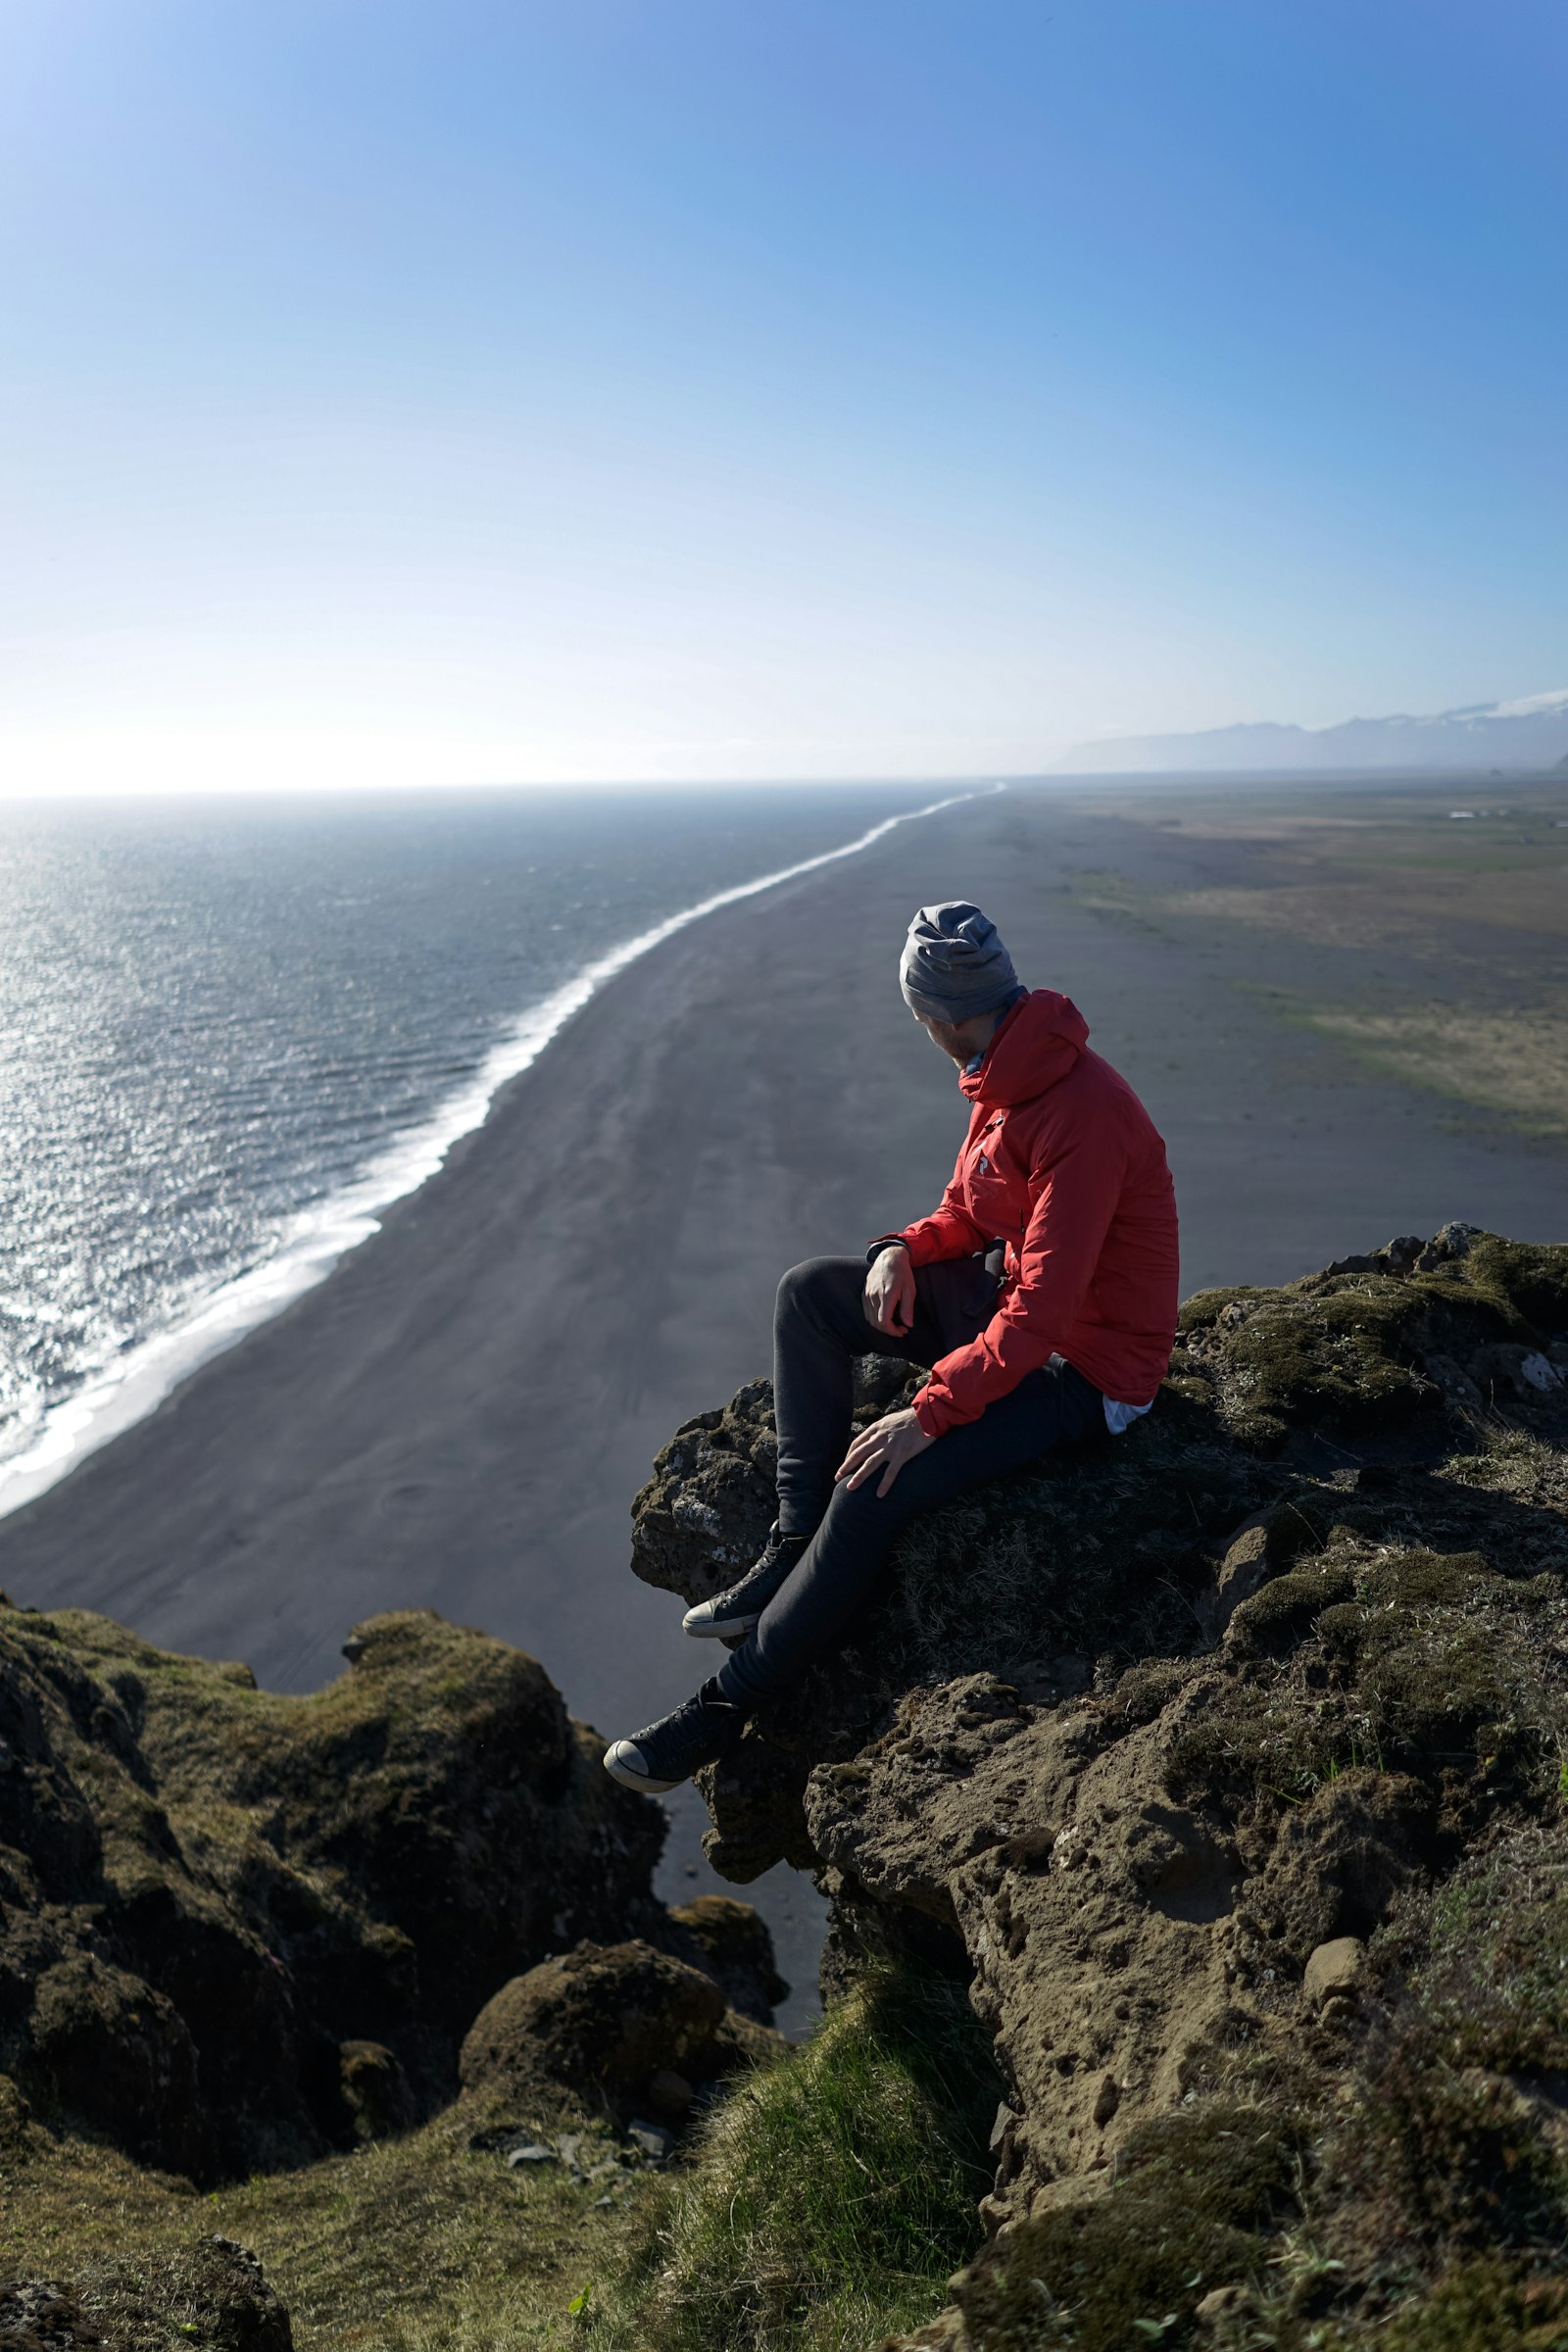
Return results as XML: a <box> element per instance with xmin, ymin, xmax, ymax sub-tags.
<box><xmin>1049</xmin><ymin>769</ymin><xmax>1568</xmax><ymax>1136</ymax></box>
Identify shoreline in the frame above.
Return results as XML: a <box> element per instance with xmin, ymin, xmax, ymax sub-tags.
<box><xmin>4</xmin><ymin>782</ymin><xmax>1564</xmax><ymax>2021</ymax></box>
<box><xmin>0</xmin><ymin>781</ymin><xmax>989</xmax><ymax>1528</ymax></box>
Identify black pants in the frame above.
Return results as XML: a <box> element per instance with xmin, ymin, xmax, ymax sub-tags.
<box><xmin>715</xmin><ymin>1254</ymin><xmax>1103</xmax><ymax>1708</ymax></box>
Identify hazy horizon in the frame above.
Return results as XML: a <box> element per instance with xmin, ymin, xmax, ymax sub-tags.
<box><xmin>5</xmin><ymin>2</ymin><xmax>1565</xmax><ymax>797</ymax></box>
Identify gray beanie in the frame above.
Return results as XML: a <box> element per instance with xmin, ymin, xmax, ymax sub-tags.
<box><xmin>900</xmin><ymin>902</ymin><xmax>1019</xmax><ymax>1022</ymax></box>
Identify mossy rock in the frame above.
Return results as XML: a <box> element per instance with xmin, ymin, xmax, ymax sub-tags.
<box><xmin>1390</xmin><ymin>1834</ymin><xmax>1568</xmax><ymax>2080</ymax></box>
<box><xmin>1357</xmin><ymin>1548</ymin><xmax>1522</xmax><ymax>1611</ymax></box>
<box><xmin>0</xmin><ymin>1604</ymin><xmax>667</xmax><ymax>2179</ymax></box>
<box><xmin>1373</xmin><ymin>2259</ymin><xmax>1568</xmax><ymax>2352</ymax></box>
<box><xmin>459</xmin><ymin>1939</ymin><xmax>727</xmax><ymax>2114</ymax></box>
<box><xmin>0</xmin><ymin>2071</ymin><xmax>31</xmax><ymax>2150</ymax></box>
<box><xmin>951</xmin><ymin>2104</ymin><xmax>1299</xmax><ymax>2351</ymax></box>
<box><xmin>1178</xmin><ymin>1233</ymin><xmax>1568</xmax><ymax>1455</ymax></box>
<box><xmin>1168</xmin><ymin>1531</ymin><xmax>1568</xmax><ymax>1820</ymax></box>
<box><xmin>1226</xmin><ymin>1559</ymin><xmax>1359</xmax><ymax>1657</ymax></box>
<box><xmin>635</xmin><ymin>1233</ymin><xmax>1568</xmax><ymax>1885</ymax></box>
<box><xmin>1461</xmin><ymin>1236</ymin><xmax>1568</xmax><ymax>1344</ymax></box>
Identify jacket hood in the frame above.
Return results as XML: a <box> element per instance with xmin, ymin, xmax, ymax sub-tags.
<box><xmin>959</xmin><ymin>988</ymin><xmax>1089</xmax><ymax>1106</ymax></box>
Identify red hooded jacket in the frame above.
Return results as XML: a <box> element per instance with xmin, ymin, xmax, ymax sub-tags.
<box><xmin>881</xmin><ymin>991</ymin><xmax>1179</xmax><ymax>1438</ymax></box>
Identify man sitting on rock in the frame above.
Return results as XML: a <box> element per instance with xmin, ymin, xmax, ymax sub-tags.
<box><xmin>604</xmin><ymin>901</ymin><xmax>1180</xmax><ymax>1793</ymax></box>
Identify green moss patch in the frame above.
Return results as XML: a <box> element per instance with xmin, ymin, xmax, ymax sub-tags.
<box><xmin>1370</xmin><ymin>2259</ymin><xmax>1568</xmax><ymax>2352</ymax></box>
<box><xmin>953</xmin><ymin>2103</ymin><xmax>1299</xmax><ymax>2351</ymax></box>
<box><xmin>1166</xmin><ymin>1541</ymin><xmax>1568</xmax><ymax>1824</ymax></box>
<box><xmin>0</xmin><ymin>1602</ymin><xmax>663</xmax><ymax>2180</ymax></box>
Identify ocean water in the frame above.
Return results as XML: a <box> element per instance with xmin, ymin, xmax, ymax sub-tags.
<box><xmin>0</xmin><ymin>783</ymin><xmax>973</xmax><ymax>1514</ymax></box>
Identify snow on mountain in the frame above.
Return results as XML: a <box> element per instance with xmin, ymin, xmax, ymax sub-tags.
<box><xmin>1489</xmin><ymin>688</ymin><xmax>1568</xmax><ymax>720</ymax></box>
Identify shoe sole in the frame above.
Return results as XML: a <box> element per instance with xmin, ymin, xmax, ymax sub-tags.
<box><xmin>602</xmin><ymin>1741</ymin><xmax>685</xmax><ymax>1794</ymax></box>
<box><xmin>681</xmin><ymin>1606</ymin><xmax>761</xmax><ymax>1640</ymax></box>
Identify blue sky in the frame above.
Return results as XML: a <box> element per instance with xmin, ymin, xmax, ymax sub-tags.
<box><xmin>2</xmin><ymin>0</ymin><xmax>1564</xmax><ymax>790</ymax></box>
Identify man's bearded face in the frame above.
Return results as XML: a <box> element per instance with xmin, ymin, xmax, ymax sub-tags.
<box><xmin>918</xmin><ymin>1013</ymin><xmax>972</xmax><ymax>1065</ymax></box>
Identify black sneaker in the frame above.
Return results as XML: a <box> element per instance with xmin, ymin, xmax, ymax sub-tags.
<box><xmin>602</xmin><ymin>1678</ymin><xmax>746</xmax><ymax>1793</ymax></box>
<box><xmin>681</xmin><ymin>1523</ymin><xmax>810</xmax><ymax>1640</ymax></box>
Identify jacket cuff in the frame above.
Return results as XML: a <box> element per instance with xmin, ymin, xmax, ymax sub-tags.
<box><xmin>911</xmin><ymin>1388</ymin><xmax>951</xmax><ymax>1440</ymax></box>
<box><xmin>865</xmin><ymin>1234</ymin><xmax>911</xmax><ymax>1267</ymax></box>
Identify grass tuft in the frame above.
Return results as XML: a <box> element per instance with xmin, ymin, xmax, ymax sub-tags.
<box><xmin>585</xmin><ymin>1966</ymin><xmax>997</xmax><ymax>2352</ymax></box>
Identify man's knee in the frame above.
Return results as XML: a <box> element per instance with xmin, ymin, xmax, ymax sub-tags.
<box><xmin>822</xmin><ymin>1467</ymin><xmax>921</xmax><ymax>1539</ymax></box>
<box><xmin>775</xmin><ymin>1255</ymin><xmax>857</xmax><ymax>1329</ymax></box>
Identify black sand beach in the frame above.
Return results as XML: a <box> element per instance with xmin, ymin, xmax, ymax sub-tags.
<box><xmin>4</xmin><ymin>782</ymin><xmax>1564</xmax><ymax>2019</ymax></box>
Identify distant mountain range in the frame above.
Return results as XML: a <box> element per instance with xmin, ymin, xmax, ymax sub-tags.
<box><xmin>1052</xmin><ymin>688</ymin><xmax>1568</xmax><ymax>775</ymax></box>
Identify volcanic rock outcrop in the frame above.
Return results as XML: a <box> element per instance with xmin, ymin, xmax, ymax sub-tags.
<box><xmin>0</xmin><ymin>1603</ymin><xmax>715</xmax><ymax>2180</ymax></box>
<box><xmin>631</xmin><ymin>1226</ymin><xmax>1568</xmax><ymax>2344</ymax></box>
<box><xmin>460</xmin><ymin>1936</ymin><xmax>782</xmax><ymax>2128</ymax></box>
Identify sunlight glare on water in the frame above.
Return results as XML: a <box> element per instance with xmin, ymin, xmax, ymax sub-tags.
<box><xmin>0</xmin><ymin>784</ymin><xmax>943</xmax><ymax>1497</ymax></box>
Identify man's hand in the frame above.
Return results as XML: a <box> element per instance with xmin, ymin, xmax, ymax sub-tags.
<box><xmin>835</xmin><ymin>1405</ymin><xmax>933</xmax><ymax>1497</ymax></box>
<box><xmin>864</xmin><ymin>1244</ymin><xmax>916</xmax><ymax>1337</ymax></box>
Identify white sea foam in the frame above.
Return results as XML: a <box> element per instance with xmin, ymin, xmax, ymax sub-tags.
<box><xmin>0</xmin><ymin>782</ymin><xmax>995</xmax><ymax>1522</ymax></box>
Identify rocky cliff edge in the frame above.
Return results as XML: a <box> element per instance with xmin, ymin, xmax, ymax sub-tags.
<box><xmin>0</xmin><ymin>1600</ymin><xmax>789</xmax><ymax>2342</ymax></box>
<box><xmin>630</xmin><ymin>1226</ymin><xmax>1568</xmax><ymax>2346</ymax></box>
